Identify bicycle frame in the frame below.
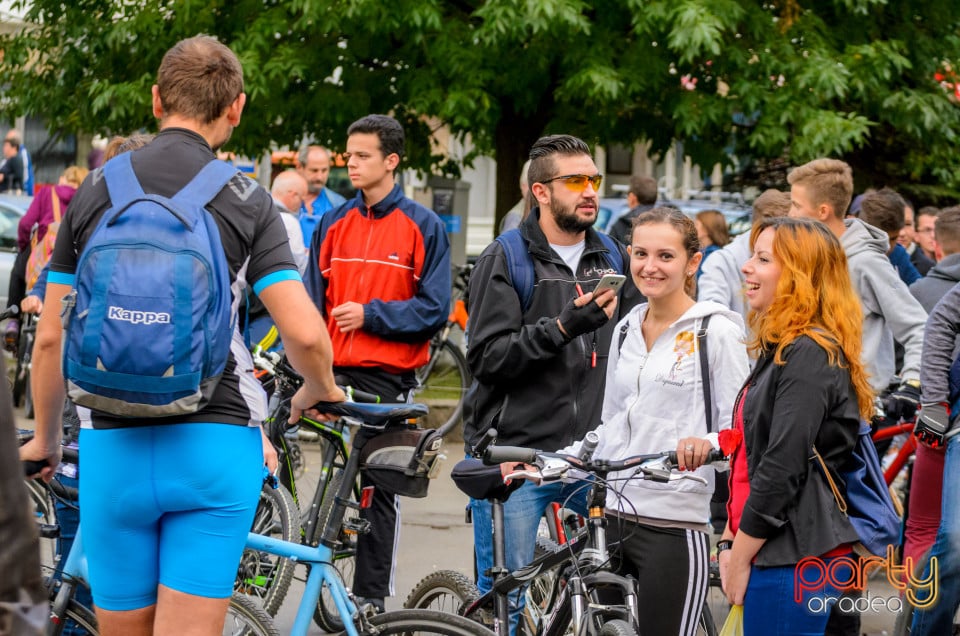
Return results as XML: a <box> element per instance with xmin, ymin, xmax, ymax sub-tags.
<box><xmin>466</xmin><ymin>471</ymin><xmax>638</xmax><ymax>635</ymax></box>
<box><xmin>245</xmin><ymin>403</ymin><xmax>424</xmax><ymax>636</ymax></box>
<box><xmin>872</xmin><ymin>419</ymin><xmax>917</xmax><ymax>486</ymax></box>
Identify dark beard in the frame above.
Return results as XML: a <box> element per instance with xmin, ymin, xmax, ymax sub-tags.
<box><xmin>552</xmin><ymin>200</ymin><xmax>596</xmax><ymax>233</ymax></box>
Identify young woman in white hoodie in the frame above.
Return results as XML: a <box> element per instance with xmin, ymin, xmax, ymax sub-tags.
<box><xmin>562</xmin><ymin>207</ymin><xmax>750</xmax><ymax>636</ymax></box>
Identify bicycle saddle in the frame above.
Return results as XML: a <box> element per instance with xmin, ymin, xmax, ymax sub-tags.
<box><xmin>311</xmin><ymin>400</ymin><xmax>429</xmax><ymax>427</ymax></box>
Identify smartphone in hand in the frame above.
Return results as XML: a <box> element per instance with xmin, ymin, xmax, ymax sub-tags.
<box><xmin>593</xmin><ymin>274</ymin><xmax>627</xmax><ymax>295</ymax></box>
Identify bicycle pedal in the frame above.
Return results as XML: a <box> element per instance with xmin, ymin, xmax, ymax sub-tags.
<box><xmin>343</xmin><ymin>517</ymin><xmax>372</xmax><ymax>536</ymax></box>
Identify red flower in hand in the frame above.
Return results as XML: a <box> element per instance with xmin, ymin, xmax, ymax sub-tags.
<box><xmin>718</xmin><ymin>429</ymin><xmax>743</xmax><ymax>456</ymax></box>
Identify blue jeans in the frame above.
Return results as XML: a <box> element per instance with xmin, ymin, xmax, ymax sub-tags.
<box><xmin>470</xmin><ymin>480</ymin><xmax>588</xmax><ymax>635</ymax></box>
<box><xmin>743</xmin><ymin>555</ymin><xmax>856</xmax><ymax>635</ymax></box>
<box><xmin>911</xmin><ymin>433</ymin><xmax>960</xmax><ymax>634</ymax></box>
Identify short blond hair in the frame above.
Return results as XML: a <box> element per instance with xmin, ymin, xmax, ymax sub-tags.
<box><xmin>787</xmin><ymin>158</ymin><xmax>853</xmax><ymax>219</ymax></box>
<box><xmin>61</xmin><ymin>166</ymin><xmax>89</xmax><ymax>187</ymax></box>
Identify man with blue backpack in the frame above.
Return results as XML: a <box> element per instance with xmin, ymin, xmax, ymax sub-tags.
<box><xmin>462</xmin><ymin>134</ymin><xmax>642</xmax><ymax>633</ymax></box>
<box><xmin>20</xmin><ymin>35</ymin><xmax>344</xmax><ymax>635</ymax></box>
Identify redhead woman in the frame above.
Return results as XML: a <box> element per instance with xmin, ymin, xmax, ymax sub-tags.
<box><xmin>720</xmin><ymin>217</ymin><xmax>875</xmax><ymax>635</ymax></box>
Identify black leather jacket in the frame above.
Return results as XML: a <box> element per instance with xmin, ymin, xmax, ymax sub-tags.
<box><xmin>738</xmin><ymin>335</ymin><xmax>861</xmax><ymax>566</ymax></box>
<box><xmin>462</xmin><ymin>209</ymin><xmax>642</xmax><ymax>453</ymax></box>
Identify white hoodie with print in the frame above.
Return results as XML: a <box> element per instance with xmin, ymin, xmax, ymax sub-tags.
<box><xmin>563</xmin><ymin>300</ymin><xmax>749</xmax><ymax>525</ymax></box>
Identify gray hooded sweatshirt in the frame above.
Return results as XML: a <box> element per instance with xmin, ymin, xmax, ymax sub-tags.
<box><xmin>841</xmin><ymin>218</ymin><xmax>927</xmax><ymax>391</ymax></box>
<box><xmin>910</xmin><ymin>253</ymin><xmax>960</xmax><ymax>314</ymax></box>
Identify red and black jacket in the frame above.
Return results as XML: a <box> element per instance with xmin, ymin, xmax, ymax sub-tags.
<box><xmin>304</xmin><ymin>184</ymin><xmax>451</xmax><ymax>374</ymax></box>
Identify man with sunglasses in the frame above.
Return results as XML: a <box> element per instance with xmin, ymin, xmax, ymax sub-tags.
<box><xmin>463</xmin><ymin>134</ymin><xmax>642</xmax><ymax>634</ymax></box>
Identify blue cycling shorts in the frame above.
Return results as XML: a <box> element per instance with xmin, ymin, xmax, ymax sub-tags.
<box><xmin>78</xmin><ymin>423</ymin><xmax>263</xmax><ymax>611</ymax></box>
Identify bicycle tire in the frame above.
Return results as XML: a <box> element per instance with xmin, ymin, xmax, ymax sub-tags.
<box><xmin>415</xmin><ymin>339</ymin><xmax>470</xmax><ymax>438</ymax></box>
<box><xmin>403</xmin><ymin>569</ymin><xmax>480</xmax><ymax>616</ymax></box>
<box><xmin>696</xmin><ymin>603</ymin><xmax>718</xmax><ymax>636</ymax></box>
<box><xmin>13</xmin><ymin>320</ymin><xmax>30</xmax><ymax>408</ymax></box>
<box><xmin>26</xmin><ymin>477</ymin><xmax>57</xmax><ymax>572</ymax></box>
<box><xmin>224</xmin><ymin>593</ymin><xmax>280</xmax><ymax>636</ymax></box>
<box><xmin>598</xmin><ymin>618</ymin><xmax>638</xmax><ymax>636</ymax></box>
<box><xmin>524</xmin><ymin>536</ymin><xmax>562</xmax><ymax>631</ymax></box>
<box><xmin>346</xmin><ymin>608</ymin><xmax>496</xmax><ymax>636</ymax></box>
<box><xmin>313</xmin><ymin>469</ymin><xmax>360</xmax><ymax>632</ymax></box>
<box><xmin>60</xmin><ymin>599</ymin><xmax>99</xmax><ymax>635</ymax></box>
<box><xmin>23</xmin><ymin>365</ymin><xmax>33</xmax><ymax>418</ymax></box>
<box><xmin>235</xmin><ymin>482</ymin><xmax>299</xmax><ymax>615</ymax></box>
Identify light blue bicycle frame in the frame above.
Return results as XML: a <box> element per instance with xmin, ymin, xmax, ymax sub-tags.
<box><xmin>245</xmin><ymin>532</ymin><xmax>358</xmax><ymax>636</ymax></box>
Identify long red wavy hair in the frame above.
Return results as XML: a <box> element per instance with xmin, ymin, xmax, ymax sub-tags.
<box><xmin>747</xmin><ymin>217</ymin><xmax>875</xmax><ymax>419</ymax></box>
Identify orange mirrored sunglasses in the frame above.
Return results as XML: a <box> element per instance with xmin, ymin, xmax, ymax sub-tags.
<box><xmin>540</xmin><ymin>174</ymin><xmax>603</xmax><ymax>192</ymax></box>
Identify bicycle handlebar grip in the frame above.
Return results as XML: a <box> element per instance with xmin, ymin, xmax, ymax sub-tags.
<box><xmin>0</xmin><ymin>305</ymin><xmax>19</xmax><ymax>321</ymax></box>
<box><xmin>23</xmin><ymin>460</ymin><xmax>48</xmax><ymax>476</ymax></box>
<box><xmin>472</xmin><ymin>428</ymin><xmax>497</xmax><ymax>458</ymax></box>
<box><xmin>666</xmin><ymin>448</ymin><xmax>727</xmax><ymax>466</ymax></box>
<box><xmin>484</xmin><ymin>445</ymin><xmax>538</xmax><ymax>465</ymax></box>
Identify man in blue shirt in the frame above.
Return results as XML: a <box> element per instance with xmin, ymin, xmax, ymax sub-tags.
<box><xmin>296</xmin><ymin>144</ymin><xmax>346</xmax><ymax>244</ymax></box>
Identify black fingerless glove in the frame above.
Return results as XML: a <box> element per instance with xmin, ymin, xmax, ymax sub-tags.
<box><xmin>883</xmin><ymin>381</ymin><xmax>921</xmax><ymax>422</ymax></box>
<box><xmin>916</xmin><ymin>402</ymin><xmax>951</xmax><ymax>448</ymax></box>
<box><xmin>556</xmin><ymin>297</ymin><xmax>610</xmax><ymax>341</ymax></box>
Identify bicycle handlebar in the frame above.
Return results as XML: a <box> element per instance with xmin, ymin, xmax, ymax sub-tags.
<box><xmin>0</xmin><ymin>305</ymin><xmax>19</xmax><ymax>321</ymax></box>
<box><xmin>487</xmin><ymin>445</ymin><xmax>727</xmax><ymax>486</ymax></box>
<box><xmin>22</xmin><ymin>446</ymin><xmax>80</xmax><ymax>483</ymax></box>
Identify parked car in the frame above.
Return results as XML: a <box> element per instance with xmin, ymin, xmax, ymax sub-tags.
<box><xmin>598</xmin><ymin>195</ymin><xmax>752</xmax><ymax>239</ymax></box>
<box><xmin>0</xmin><ymin>193</ymin><xmax>30</xmax><ymax>310</ymax></box>
<box><xmin>668</xmin><ymin>198</ymin><xmax>753</xmax><ymax>237</ymax></box>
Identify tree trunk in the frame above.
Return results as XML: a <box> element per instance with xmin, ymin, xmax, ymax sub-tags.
<box><xmin>493</xmin><ymin>113</ymin><xmax>541</xmax><ymax>240</ymax></box>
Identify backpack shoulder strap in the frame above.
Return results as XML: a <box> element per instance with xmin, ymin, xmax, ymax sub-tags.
<box><xmin>698</xmin><ymin>314</ymin><xmax>713</xmax><ymax>433</ymax></box>
<box><xmin>173</xmin><ymin>159</ymin><xmax>239</xmax><ymax>209</ymax></box>
<box><xmin>617</xmin><ymin>320</ymin><xmax>630</xmax><ymax>354</ymax></box>
<box><xmin>102</xmin><ymin>152</ymin><xmax>145</xmax><ymax>209</ymax></box>
<box><xmin>495</xmin><ymin>229</ymin><xmax>536</xmax><ymax>313</ymax></box>
<box><xmin>51</xmin><ymin>189</ymin><xmax>61</xmax><ymax>223</ymax></box>
<box><xmin>596</xmin><ymin>231</ymin><xmax>626</xmax><ymax>274</ymax></box>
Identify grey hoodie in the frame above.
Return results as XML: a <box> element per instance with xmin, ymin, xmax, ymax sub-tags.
<box><xmin>697</xmin><ymin>231</ymin><xmax>752</xmax><ymax>323</ymax></box>
<box><xmin>909</xmin><ymin>253</ymin><xmax>960</xmax><ymax>313</ymax></box>
<box><xmin>841</xmin><ymin>219</ymin><xmax>927</xmax><ymax>391</ymax></box>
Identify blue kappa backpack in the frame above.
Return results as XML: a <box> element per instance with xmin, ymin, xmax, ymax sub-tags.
<box><xmin>62</xmin><ymin>153</ymin><xmax>237</xmax><ymax>417</ymax></box>
<box><xmin>495</xmin><ymin>228</ymin><xmax>625</xmax><ymax>313</ymax></box>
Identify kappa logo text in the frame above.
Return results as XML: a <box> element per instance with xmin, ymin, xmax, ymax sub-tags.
<box><xmin>108</xmin><ymin>306</ymin><xmax>171</xmax><ymax>325</ymax></box>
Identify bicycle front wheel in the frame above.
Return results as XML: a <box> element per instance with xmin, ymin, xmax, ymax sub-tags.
<box><xmin>695</xmin><ymin>603</ymin><xmax>718</xmax><ymax>636</ymax></box>
<box><xmin>415</xmin><ymin>339</ymin><xmax>470</xmax><ymax>438</ymax></box>
<box><xmin>61</xmin><ymin>599</ymin><xmax>99</xmax><ymax>635</ymax></box>
<box><xmin>349</xmin><ymin>608</ymin><xmax>495</xmax><ymax>636</ymax></box>
<box><xmin>235</xmin><ymin>482</ymin><xmax>299</xmax><ymax>615</ymax></box>
<box><xmin>404</xmin><ymin>569</ymin><xmax>480</xmax><ymax>615</ymax></box>
<box><xmin>224</xmin><ymin>594</ymin><xmax>279</xmax><ymax>636</ymax></box>
<box><xmin>598</xmin><ymin>619</ymin><xmax>638</xmax><ymax>636</ymax></box>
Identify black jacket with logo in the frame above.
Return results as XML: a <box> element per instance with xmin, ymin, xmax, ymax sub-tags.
<box><xmin>462</xmin><ymin>209</ymin><xmax>642</xmax><ymax>453</ymax></box>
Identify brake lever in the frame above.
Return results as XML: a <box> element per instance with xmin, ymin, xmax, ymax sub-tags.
<box><xmin>503</xmin><ymin>469</ymin><xmax>543</xmax><ymax>485</ymax></box>
<box><xmin>668</xmin><ymin>473</ymin><xmax>709</xmax><ymax>486</ymax></box>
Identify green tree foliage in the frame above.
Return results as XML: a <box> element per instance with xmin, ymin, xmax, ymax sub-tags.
<box><xmin>2</xmin><ymin>0</ymin><xmax>959</xmax><ymax>223</ymax></box>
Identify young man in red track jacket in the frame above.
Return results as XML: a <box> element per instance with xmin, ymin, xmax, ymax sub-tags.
<box><xmin>304</xmin><ymin>114</ymin><xmax>451</xmax><ymax>610</ymax></box>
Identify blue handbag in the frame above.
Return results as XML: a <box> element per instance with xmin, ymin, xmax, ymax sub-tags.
<box><xmin>813</xmin><ymin>420</ymin><xmax>901</xmax><ymax>557</ymax></box>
